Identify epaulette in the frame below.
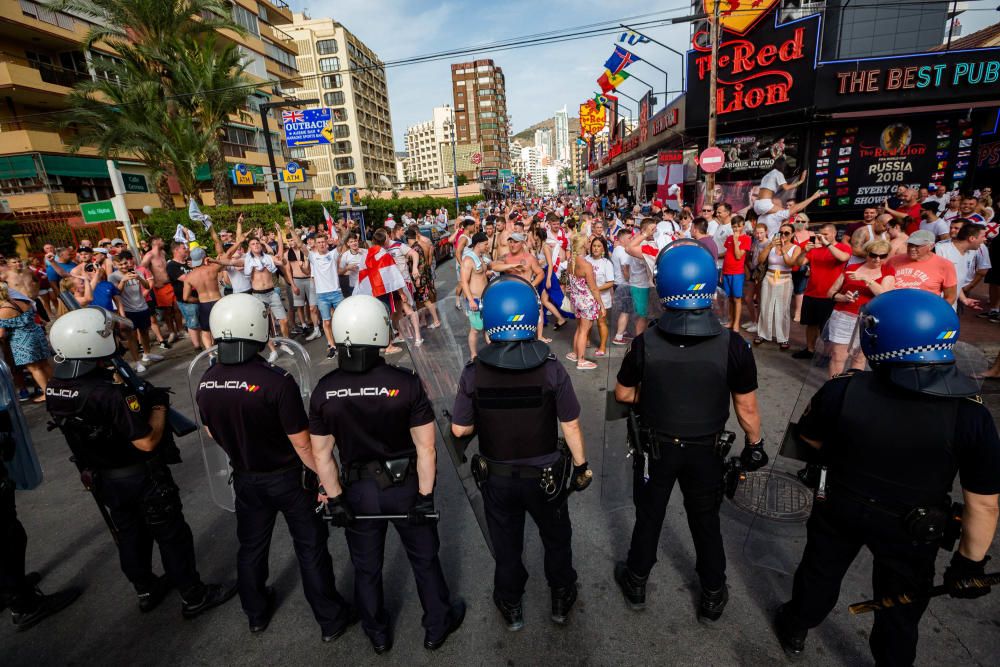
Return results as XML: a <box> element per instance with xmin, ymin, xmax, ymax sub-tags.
<box><xmin>965</xmin><ymin>394</ymin><xmax>984</xmax><ymax>404</ymax></box>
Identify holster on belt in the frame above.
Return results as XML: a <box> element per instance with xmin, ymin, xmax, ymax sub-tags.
<box><xmin>345</xmin><ymin>457</ymin><xmax>414</xmax><ymax>491</ymax></box>
<box><xmin>468</xmin><ymin>452</ymin><xmax>570</xmax><ymax>504</ymax></box>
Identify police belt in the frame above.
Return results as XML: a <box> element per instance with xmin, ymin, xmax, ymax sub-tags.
<box><xmin>98</xmin><ymin>456</ymin><xmax>165</xmax><ymax>480</ymax></box>
<box><xmin>478</xmin><ymin>460</ymin><xmax>546</xmax><ymax>479</ymax></box>
<box><xmin>232</xmin><ymin>462</ymin><xmax>301</xmax><ymax>478</ymax></box>
<box><xmin>345</xmin><ymin>457</ymin><xmax>415</xmax><ymax>487</ymax></box>
<box><xmin>636</xmin><ymin>429</ymin><xmax>719</xmax><ymax>459</ymax></box>
<box><xmin>828</xmin><ymin>480</ymin><xmax>948</xmax><ymax>520</ymax></box>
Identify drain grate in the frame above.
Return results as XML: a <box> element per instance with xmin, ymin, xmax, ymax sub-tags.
<box><xmin>730</xmin><ymin>470</ymin><xmax>812</xmax><ymax>522</ymax></box>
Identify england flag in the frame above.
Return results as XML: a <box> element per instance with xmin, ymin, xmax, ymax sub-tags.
<box><xmin>355</xmin><ymin>246</ymin><xmax>406</xmax><ymax>298</ymax></box>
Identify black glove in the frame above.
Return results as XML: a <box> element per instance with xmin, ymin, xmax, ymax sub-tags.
<box><xmin>739</xmin><ymin>438</ymin><xmax>769</xmax><ymax>472</ymax></box>
<box><xmin>407</xmin><ymin>492</ymin><xmax>437</xmax><ymax>526</ymax></box>
<box><xmin>571</xmin><ymin>461</ymin><xmax>593</xmax><ymax>492</ymax></box>
<box><xmin>324</xmin><ymin>494</ymin><xmax>355</xmax><ymax>528</ymax></box>
<box><xmin>146</xmin><ymin>386</ymin><xmax>171</xmax><ymax>408</ymax></box>
<box><xmin>944</xmin><ymin>552</ymin><xmax>991</xmax><ymax>599</ymax></box>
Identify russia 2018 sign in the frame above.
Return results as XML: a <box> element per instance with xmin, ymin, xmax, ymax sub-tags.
<box><xmin>685</xmin><ymin>5</ymin><xmax>819</xmax><ymax>129</ymax></box>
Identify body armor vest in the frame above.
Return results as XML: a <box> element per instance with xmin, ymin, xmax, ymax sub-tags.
<box><xmin>473</xmin><ymin>359</ymin><xmax>558</xmax><ymax>461</ymax></box>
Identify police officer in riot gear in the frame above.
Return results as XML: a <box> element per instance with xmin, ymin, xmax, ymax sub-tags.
<box><xmin>45</xmin><ymin>307</ymin><xmax>235</xmax><ymax>618</ymax></box>
<box><xmin>310</xmin><ymin>295</ymin><xmax>464</xmax><ymax>655</ymax></box>
<box><xmin>451</xmin><ymin>275</ymin><xmax>592</xmax><ymax>631</ymax></box>
<box><xmin>194</xmin><ymin>294</ymin><xmax>354</xmax><ymax>640</ymax></box>
<box><xmin>775</xmin><ymin>289</ymin><xmax>1000</xmax><ymax>664</ymax></box>
<box><xmin>613</xmin><ymin>240</ymin><xmax>763</xmax><ymax>622</ymax></box>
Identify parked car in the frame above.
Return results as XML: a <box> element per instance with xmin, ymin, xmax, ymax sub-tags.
<box><xmin>418</xmin><ymin>223</ymin><xmax>453</xmax><ymax>264</ymax></box>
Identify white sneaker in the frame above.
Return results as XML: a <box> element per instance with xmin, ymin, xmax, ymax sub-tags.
<box><xmin>266</xmin><ymin>350</ymin><xmax>278</xmax><ymax>363</ymax></box>
<box><xmin>305</xmin><ymin>328</ymin><xmax>322</xmax><ymax>341</ymax></box>
<box><xmin>740</xmin><ymin>321</ymin><xmax>752</xmax><ymax>330</ymax></box>
<box><xmin>133</xmin><ymin>362</ymin><xmax>147</xmax><ymax>374</ymax></box>
<box><xmin>280</xmin><ymin>343</ymin><xmax>294</xmax><ymax>356</ymax></box>
<box><xmin>745</xmin><ymin>323</ymin><xmax>758</xmax><ymax>333</ymax></box>
<box><xmin>141</xmin><ymin>353</ymin><xmax>164</xmax><ymax>363</ymax></box>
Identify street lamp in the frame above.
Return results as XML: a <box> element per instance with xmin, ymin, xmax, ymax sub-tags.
<box><xmin>443</xmin><ymin>106</ymin><xmax>460</xmax><ymax>220</ymax></box>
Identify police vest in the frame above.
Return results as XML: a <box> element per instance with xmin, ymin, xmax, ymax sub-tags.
<box><xmin>833</xmin><ymin>372</ymin><xmax>958</xmax><ymax>508</ymax></box>
<box><xmin>639</xmin><ymin>328</ymin><xmax>730</xmax><ymax>438</ymax></box>
<box><xmin>473</xmin><ymin>359</ymin><xmax>558</xmax><ymax>461</ymax></box>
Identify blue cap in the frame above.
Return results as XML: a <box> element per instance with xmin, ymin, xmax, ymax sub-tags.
<box><xmin>480</xmin><ymin>276</ymin><xmax>540</xmax><ymax>341</ymax></box>
<box><xmin>654</xmin><ymin>240</ymin><xmax>718</xmax><ymax>310</ymax></box>
<box><xmin>860</xmin><ymin>289</ymin><xmax>958</xmax><ymax>364</ymax></box>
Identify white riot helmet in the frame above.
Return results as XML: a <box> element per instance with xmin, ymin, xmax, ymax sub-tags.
<box><xmin>50</xmin><ymin>307</ymin><xmax>118</xmax><ymax>378</ymax></box>
<box><xmin>332</xmin><ymin>295</ymin><xmax>390</xmax><ymax>372</ymax></box>
<box><xmin>209</xmin><ymin>293</ymin><xmax>269</xmax><ymax>364</ymax></box>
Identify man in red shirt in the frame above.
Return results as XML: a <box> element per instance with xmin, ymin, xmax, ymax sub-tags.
<box><xmin>887</xmin><ymin>229</ymin><xmax>958</xmax><ymax>304</ymax></box>
<box><xmin>791</xmin><ymin>223</ymin><xmax>851</xmax><ymax>359</ymax></box>
<box><xmin>884</xmin><ymin>188</ymin><xmax>922</xmax><ymax>235</ymax></box>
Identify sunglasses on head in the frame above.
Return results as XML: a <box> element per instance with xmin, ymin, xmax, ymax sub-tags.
<box><xmin>868</xmin><ymin>252</ymin><xmax>889</xmax><ymax>260</ymax></box>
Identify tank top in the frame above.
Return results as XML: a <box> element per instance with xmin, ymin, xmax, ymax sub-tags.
<box><xmin>767</xmin><ymin>246</ymin><xmax>795</xmax><ymax>272</ymax></box>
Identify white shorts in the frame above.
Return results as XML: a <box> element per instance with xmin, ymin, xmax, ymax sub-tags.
<box><xmin>754</xmin><ymin>198</ymin><xmax>776</xmax><ymax>216</ymax></box>
<box><xmin>292</xmin><ymin>277</ymin><xmax>316</xmax><ymax>307</ymax></box>
<box><xmin>826</xmin><ymin>309</ymin><xmax>859</xmax><ymax>345</ymax></box>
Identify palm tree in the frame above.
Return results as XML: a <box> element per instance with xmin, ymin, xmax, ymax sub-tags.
<box><xmin>170</xmin><ymin>35</ymin><xmax>254</xmax><ymax>206</ymax></box>
<box><xmin>559</xmin><ymin>167</ymin><xmax>573</xmax><ymax>188</ymax></box>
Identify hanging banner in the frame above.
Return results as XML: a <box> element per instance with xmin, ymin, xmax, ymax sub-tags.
<box><xmin>579</xmin><ymin>100</ymin><xmax>606</xmax><ymax>136</ymax></box>
<box><xmin>811</xmin><ymin>113</ymin><xmax>973</xmax><ymax>214</ymax></box>
<box><xmin>656</xmin><ymin>150</ymin><xmax>685</xmax><ymax>208</ymax></box>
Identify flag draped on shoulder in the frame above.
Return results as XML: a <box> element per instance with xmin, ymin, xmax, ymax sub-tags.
<box><xmin>356</xmin><ymin>246</ymin><xmax>406</xmax><ymax>298</ymax></box>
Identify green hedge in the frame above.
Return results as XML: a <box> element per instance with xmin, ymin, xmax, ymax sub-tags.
<box><xmin>139</xmin><ymin>195</ymin><xmax>484</xmax><ymax>245</ymax></box>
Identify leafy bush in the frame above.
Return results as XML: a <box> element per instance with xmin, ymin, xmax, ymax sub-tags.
<box><xmin>141</xmin><ymin>200</ymin><xmax>337</xmax><ymax>245</ymax></box>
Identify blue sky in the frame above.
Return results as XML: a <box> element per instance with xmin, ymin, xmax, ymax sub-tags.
<box><xmin>286</xmin><ymin>1</ymin><xmax>999</xmax><ymax>151</ymax></box>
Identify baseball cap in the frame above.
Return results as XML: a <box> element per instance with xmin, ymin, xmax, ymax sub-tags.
<box><xmin>110</xmin><ymin>238</ymin><xmax>125</xmax><ymax>246</ymax></box>
<box><xmin>471</xmin><ymin>231</ymin><xmax>488</xmax><ymax>245</ymax></box>
<box><xmin>77</xmin><ymin>246</ymin><xmax>92</xmax><ymax>254</ymax></box>
<box><xmin>907</xmin><ymin>229</ymin><xmax>936</xmax><ymax>247</ymax></box>
<box><xmin>93</xmin><ymin>247</ymin><xmax>109</xmax><ymax>256</ymax></box>
<box><xmin>190</xmin><ymin>246</ymin><xmax>207</xmax><ymax>267</ymax></box>
<box><xmin>510</xmin><ymin>232</ymin><xmax>527</xmax><ymax>242</ymax></box>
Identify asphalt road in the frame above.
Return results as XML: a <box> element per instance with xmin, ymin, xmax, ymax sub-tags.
<box><xmin>4</xmin><ymin>260</ymin><xmax>999</xmax><ymax>666</ymax></box>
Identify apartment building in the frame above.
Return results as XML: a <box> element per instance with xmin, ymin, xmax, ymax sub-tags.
<box><xmin>0</xmin><ymin>0</ymin><xmax>310</xmax><ymax>213</ymax></box>
<box><xmin>288</xmin><ymin>13</ymin><xmax>395</xmax><ymax>195</ymax></box>
<box><xmin>403</xmin><ymin>106</ymin><xmax>454</xmax><ymax>189</ymax></box>
<box><xmin>450</xmin><ymin>59</ymin><xmax>510</xmax><ymax>178</ymax></box>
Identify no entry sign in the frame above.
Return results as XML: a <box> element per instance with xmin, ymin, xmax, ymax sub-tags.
<box><xmin>699</xmin><ymin>146</ymin><xmax>725</xmax><ymax>173</ymax></box>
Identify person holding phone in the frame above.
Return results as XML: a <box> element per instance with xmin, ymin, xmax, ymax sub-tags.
<box><xmin>754</xmin><ymin>223</ymin><xmax>802</xmax><ymax>350</ymax></box>
<box><xmin>791</xmin><ymin>224</ymin><xmax>851</xmax><ymax>360</ymax></box>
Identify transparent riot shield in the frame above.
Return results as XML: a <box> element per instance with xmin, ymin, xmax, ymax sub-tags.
<box><xmin>0</xmin><ymin>358</ymin><xmax>41</xmax><ymax>489</ymax></box>
<box><xmin>187</xmin><ymin>337</ymin><xmax>313</xmax><ymax>512</ymax></box>
<box><xmin>405</xmin><ymin>294</ymin><xmax>494</xmax><ymax>556</ymax></box>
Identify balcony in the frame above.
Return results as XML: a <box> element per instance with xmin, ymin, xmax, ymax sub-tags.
<box><xmin>258</xmin><ymin>0</ymin><xmax>293</xmax><ymax>26</ymax></box>
<box><xmin>6</xmin><ymin>0</ymin><xmax>91</xmax><ymax>41</ymax></box>
<box><xmin>0</xmin><ymin>124</ymin><xmax>101</xmax><ymax>156</ymax></box>
<box><xmin>260</xmin><ymin>22</ymin><xmax>295</xmax><ymax>46</ymax></box>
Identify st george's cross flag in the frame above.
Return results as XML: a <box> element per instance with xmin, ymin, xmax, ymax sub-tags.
<box><xmin>355</xmin><ymin>246</ymin><xmax>406</xmax><ymax>298</ymax></box>
<box><xmin>322</xmin><ymin>205</ymin><xmax>338</xmax><ymax>241</ymax></box>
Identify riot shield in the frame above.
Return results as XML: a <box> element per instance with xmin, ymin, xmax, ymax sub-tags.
<box><xmin>405</xmin><ymin>294</ymin><xmax>494</xmax><ymax>556</ymax></box>
<box><xmin>0</xmin><ymin>358</ymin><xmax>41</xmax><ymax>490</ymax></box>
<box><xmin>187</xmin><ymin>337</ymin><xmax>313</xmax><ymax>512</ymax></box>
<box><xmin>601</xmin><ymin>360</ymin><xmax>633</xmax><ymax>512</ymax></box>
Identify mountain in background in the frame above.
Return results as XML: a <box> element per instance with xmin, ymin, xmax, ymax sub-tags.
<box><xmin>512</xmin><ymin>116</ymin><xmax>580</xmax><ymax>144</ymax></box>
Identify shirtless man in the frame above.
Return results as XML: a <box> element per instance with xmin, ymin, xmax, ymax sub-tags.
<box><xmin>849</xmin><ymin>213</ymin><xmax>891</xmax><ymax>264</ymax></box>
<box><xmin>243</xmin><ymin>231</ymin><xmax>297</xmax><ymax>342</ymax></box>
<box><xmin>286</xmin><ymin>233</ymin><xmax>319</xmax><ymax>338</ymax></box>
<box><xmin>181</xmin><ymin>247</ymin><xmax>224</xmax><ymax>348</ymax></box>
<box><xmin>452</xmin><ymin>218</ymin><xmax>476</xmax><ymax>303</ymax></box>
<box><xmin>3</xmin><ymin>258</ymin><xmax>39</xmax><ymax>302</ymax></box>
<box><xmin>493</xmin><ymin>232</ymin><xmax>549</xmax><ymax>342</ymax></box>
<box><xmin>141</xmin><ymin>236</ymin><xmax>181</xmax><ymax>342</ymax></box>
<box><xmin>459</xmin><ymin>231</ymin><xmax>491</xmax><ymax>358</ymax></box>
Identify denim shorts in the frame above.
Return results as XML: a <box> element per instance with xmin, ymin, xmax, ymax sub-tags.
<box><xmin>177</xmin><ymin>301</ymin><xmax>200</xmax><ymax>330</ymax></box>
<box><xmin>316</xmin><ymin>290</ymin><xmax>344</xmax><ymax>321</ymax></box>
<box><xmin>252</xmin><ymin>289</ymin><xmax>287</xmax><ymax>321</ymax></box>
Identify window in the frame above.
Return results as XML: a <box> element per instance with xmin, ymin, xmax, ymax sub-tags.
<box><xmin>316</xmin><ymin>39</ymin><xmax>338</xmax><ymax>55</ymax></box>
<box><xmin>321</xmin><ymin>74</ymin><xmax>342</xmax><ymax>89</ymax></box>
<box><xmin>221</xmin><ymin>125</ymin><xmax>259</xmax><ymax>158</ymax></box>
<box><xmin>333</xmin><ymin>124</ymin><xmax>350</xmax><ymax>138</ymax></box>
<box><xmin>477</xmin><ymin>76</ymin><xmax>491</xmax><ymax>84</ymax></box>
<box><xmin>264</xmin><ymin>40</ymin><xmax>296</xmax><ymax>69</ymax></box>
<box><xmin>231</xmin><ymin>4</ymin><xmax>260</xmax><ymax>38</ymax></box>
<box><xmin>323</xmin><ymin>91</ymin><xmax>345</xmax><ymax>106</ymax></box>
<box><xmin>333</xmin><ymin>141</ymin><xmax>352</xmax><ymax>154</ymax></box>
<box><xmin>334</xmin><ymin>157</ymin><xmax>354</xmax><ymax>170</ymax></box>
<box><xmin>332</xmin><ymin>107</ymin><xmax>348</xmax><ymax>122</ymax></box>
<box><xmin>238</xmin><ymin>46</ymin><xmax>267</xmax><ymax>79</ymax></box>
<box><xmin>319</xmin><ymin>57</ymin><xmax>340</xmax><ymax>72</ymax></box>
<box><xmin>336</xmin><ymin>172</ymin><xmax>357</xmax><ymax>186</ymax></box>
<box><xmin>289</xmin><ymin>147</ymin><xmax>308</xmax><ymax>159</ymax></box>
<box><xmin>478</xmin><ymin>89</ymin><xmax>494</xmax><ymax>96</ymax></box>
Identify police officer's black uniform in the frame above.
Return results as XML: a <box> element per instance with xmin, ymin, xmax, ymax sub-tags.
<box><xmin>615</xmin><ymin>326</ymin><xmax>758</xmax><ymax>612</ymax></box>
<box><xmin>777</xmin><ymin>370</ymin><xmax>1000</xmax><ymax>664</ymax></box>
<box><xmin>452</xmin><ymin>351</ymin><xmax>584</xmax><ymax>627</ymax></box>
<box><xmin>196</xmin><ymin>355</ymin><xmax>352</xmax><ymax>638</ymax></box>
<box><xmin>46</xmin><ymin>367</ymin><xmax>231</xmax><ymax>616</ymax></box>
<box><xmin>310</xmin><ymin>357</ymin><xmax>461</xmax><ymax>652</ymax></box>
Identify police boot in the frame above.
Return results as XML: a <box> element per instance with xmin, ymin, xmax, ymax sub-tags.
<box><xmin>180</xmin><ymin>582</ymin><xmax>238</xmax><ymax>620</ymax></box>
<box><xmin>550</xmin><ymin>583</ymin><xmax>578</xmax><ymax>625</ymax></box>
<box><xmin>614</xmin><ymin>561</ymin><xmax>647</xmax><ymax>611</ymax></box>
<box><xmin>492</xmin><ymin>591</ymin><xmax>525</xmax><ymax>631</ymax></box>
<box><xmin>11</xmin><ymin>586</ymin><xmax>80</xmax><ymax>631</ymax></box>
<box><xmin>137</xmin><ymin>575</ymin><xmax>172</xmax><ymax>614</ymax></box>
<box><xmin>424</xmin><ymin>599</ymin><xmax>466</xmax><ymax>650</ymax></box>
<box><xmin>774</xmin><ymin>604</ymin><xmax>807</xmax><ymax>658</ymax></box>
<box><xmin>698</xmin><ymin>585</ymin><xmax>729</xmax><ymax>623</ymax></box>
<box><xmin>1</xmin><ymin>572</ymin><xmax>40</xmax><ymax>612</ymax></box>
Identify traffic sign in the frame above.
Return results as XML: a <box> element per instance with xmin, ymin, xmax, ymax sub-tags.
<box><xmin>231</xmin><ymin>163</ymin><xmax>254</xmax><ymax>185</ymax></box>
<box><xmin>499</xmin><ymin>168</ymin><xmax>512</xmax><ymax>180</ymax></box>
<box><xmin>471</xmin><ymin>152</ymin><xmax>483</xmax><ymax>165</ymax></box>
<box><xmin>281</xmin><ymin>161</ymin><xmax>305</xmax><ymax>183</ymax></box>
<box><xmin>283</xmin><ymin>108</ymin><xmax>333</xmax><ymax>147</ymax></box>
<box><xmin>79</xmin><ymin>200</ymin><xmax>116</xmax><ymax>224</ymax></box>
<box><xmin>699</xmin><ymin>146</ymin><xmax>725</xmax><ymax>173</ymax></box>
<box><xmin>122</xmin><ymin>173</ymin><xmax>148</xmax><ymax>193</ymax></box>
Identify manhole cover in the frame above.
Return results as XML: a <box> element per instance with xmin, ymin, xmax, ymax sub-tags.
<box><xmin>730</xmin><ymin>470</ymin><xmax>812</xmax><ymax>522</ymax></box>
